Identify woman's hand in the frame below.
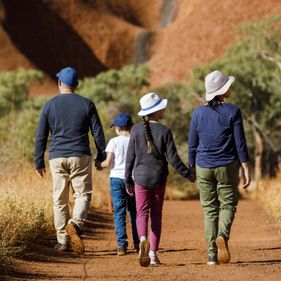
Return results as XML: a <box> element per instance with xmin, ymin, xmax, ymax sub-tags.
<box><xmin>241</xmin><ymin>162</ymin><xmax>251</xmax><ymax>189</ymax></box>
<box><xmin>188</xmin><ymin>166</ymin><xmax>196</xmax><ymax>183</ymax></box>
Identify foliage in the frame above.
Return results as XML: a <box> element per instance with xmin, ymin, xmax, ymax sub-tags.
<box><xmin>78</xmin><ymin>65</ymin><xmax>150</xmax><ymax>115</ymax></box>
<box><xmin>0</xmin><ymin>68</ymin><xmax>43</xmax><ymax>117</ymax></box>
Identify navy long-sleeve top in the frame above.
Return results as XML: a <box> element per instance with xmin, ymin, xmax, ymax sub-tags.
<box><xmin>188</xmin><ymin>103</ymin><xmax>249</xmax><ymax>168</ymax></box>
<box><xmin>34</xmin><ymin>93</ymin><xmax>106</xmax><ymax>169</ymax></box>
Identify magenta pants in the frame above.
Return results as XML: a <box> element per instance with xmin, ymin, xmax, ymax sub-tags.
<box><xmin>134</xmin><ymin>183</ymin><xmax>166</xmax><ymax>251</ymax></box>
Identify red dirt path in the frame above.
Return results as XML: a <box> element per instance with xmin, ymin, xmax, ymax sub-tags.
<box><xmin>4</xmin><ymin>199</ymin><xmax>281</xmax><ymax>281</ymax></box>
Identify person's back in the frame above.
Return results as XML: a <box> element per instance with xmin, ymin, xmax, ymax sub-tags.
<box><xmin>107</xmin><ymin>135</ymin><xmax>130</xmax><ymax>179</ymax></box>
<box><xmin>189</xmin><ymin>103</ymin><xmax>247</xmax><ymax>168</ymax></box>
<box><xmin>128</xmin><ymin>122</ymin><xmax>171</xmax><ymax>188</ymax></box>
<box><xmin>40</xmin><ymin>93</ymin><xmax>102</xmax><ymax>159</ymax></box>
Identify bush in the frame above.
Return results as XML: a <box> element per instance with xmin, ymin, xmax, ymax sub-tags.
<box><xmin>0</xmin><ymin>68</ymin><xmax>43</xmax><ymax>117</ymax></box>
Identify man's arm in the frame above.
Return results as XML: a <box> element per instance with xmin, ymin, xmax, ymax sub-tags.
<box><xmin>34</xmin><ymin>104</ymin><xmax>49</xmax><ymax>176</ymax></box>
<box><xmin>89</xmin><ymin>102</ymin><xmax>106</xmax><ymax>162</ymax></box>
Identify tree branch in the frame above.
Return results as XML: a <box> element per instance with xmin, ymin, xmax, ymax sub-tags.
<box><xmin>245</xmin><ymin>116</ymin><xmax>281</xmax><ymax>152</ymax></box>
<box><xmin>258</xmin><ymin>52</ymin><xmax>281</xmax><ymax>70</ymax></box>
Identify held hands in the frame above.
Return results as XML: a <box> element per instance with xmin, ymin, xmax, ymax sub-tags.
<box><xmin>36</xmin><ymin>168</ymin><xmax>46</xmax><ymax>178</ymax></box>
<box><xmin>188</xmin><ymin>166</ymin><xmax>196</xmax><ymax>183</ymax></box>
<box><xmin>94</xmin><ymin>159</ymin><xmax>103</xmax><ymax>171</ymax></box>
<box><xmin>126</xmin><ymin>185</ymin><xmax>134</xmax><ymax>197</ymax></box>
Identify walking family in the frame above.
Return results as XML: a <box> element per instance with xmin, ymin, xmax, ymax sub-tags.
<box><xmin>35</xmin><ymin>67</ymin><xmax>251</xmax><ymax>266</ymax></box>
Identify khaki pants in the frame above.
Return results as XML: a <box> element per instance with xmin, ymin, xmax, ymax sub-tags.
<box><xmin>196</xmin><ymin>161</ymin><xmax>240</xmax><ymax>257</ymax></box>
<box><xmin>49</xmin><ymin>155</ymin><xmax>92</xmax><ymax>245</ymax></box>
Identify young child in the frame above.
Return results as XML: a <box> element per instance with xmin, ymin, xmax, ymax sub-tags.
<box><xmin>125</xmin><ymin>92</ymin><xmax>195</xmax><ymax>266</ymax></box>
<box><xmin>100</xmin><ymin>113</ymin><xmax>139</xmax><ymax>256</ymax></box>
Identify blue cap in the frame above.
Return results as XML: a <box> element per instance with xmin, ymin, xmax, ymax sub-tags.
<box><xmin>56</xmin><ymin>67</ymin><xmax>78</xmax><ymax>87</ymax></box>
<box><xmin>110</xmin><ymin>113</ymin><xmax>133</xmax><ymax>128</ymax></box>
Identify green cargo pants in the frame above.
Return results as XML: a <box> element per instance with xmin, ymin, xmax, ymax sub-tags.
<box><xmin>196</xmin><ymin>161</ymin><xmax>240</xmax><ymax>257</ymax></box>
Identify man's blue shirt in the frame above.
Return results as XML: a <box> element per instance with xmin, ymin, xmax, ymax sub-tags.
<box><xmin>35</xmin><ymin>93</ymin><xmax>106</xmax><ymax>169</ymax></box>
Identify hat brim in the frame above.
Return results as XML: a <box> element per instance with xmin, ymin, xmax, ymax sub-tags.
<box><xmin>56</xmin><ymin>73</ymin><xmax>78</xmax><ymax>87</ymax></box>
<box><xmin>205</xmin><ymin>76</ymin><xmax>235</xmax><ymax>102</ymax></box>
<box><xmin>138</xmin><ymin>99</ymin><xmax>168</xmax><ymax>116</ymax></box>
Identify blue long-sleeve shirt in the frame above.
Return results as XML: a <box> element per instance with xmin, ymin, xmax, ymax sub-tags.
<box><xmin>188</xmin><ymin>103</ymin><xmax>249</xmax><ymax>168</ymax></box>
<box><xmin>34</xmin><ymin>93</ymin><xmax>106</xmax><ymax>169</ymax></box>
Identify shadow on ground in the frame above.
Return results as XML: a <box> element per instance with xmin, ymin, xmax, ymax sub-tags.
<box><xmin>1</xmin><ymin>208</ymin><xmax>113</xmax><ymax>280</ymax></box>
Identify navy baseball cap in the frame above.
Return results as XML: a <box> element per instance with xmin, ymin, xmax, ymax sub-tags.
<box><xmin>56</xmin><ymin>67</ymin><xmax>78</xmax><ymax>87</ymax></box>
<box><xmin>110</xmin><ymin>113</ymin><xmax>133</xmax><ymax>128</ymax></box>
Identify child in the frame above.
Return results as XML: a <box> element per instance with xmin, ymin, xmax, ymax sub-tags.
<box><xmin>100</xmin><ymin>113</ymin><xmax>139</xmax><ymax>256</ymax></box>
<box><xmin>125</xmin><ymin>92</ymin><xmax>195</xmax><ymax>266</ymax></box>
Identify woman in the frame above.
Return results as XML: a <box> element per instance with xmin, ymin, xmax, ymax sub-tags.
<box><xmin>188</xmin><ymin>70</ymin><xmax>251</xmax><ymax>265</ymax></box>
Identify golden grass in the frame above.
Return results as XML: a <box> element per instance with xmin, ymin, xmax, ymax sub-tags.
<box><xmin>0</xmin><ymin>162</ymin><xmax>111</xmax><ymax>262</ymax></box>
<box><xmin>255</xmin><ymin>173</ymin><xmax>281</xmax><ymax>224</ymax></box>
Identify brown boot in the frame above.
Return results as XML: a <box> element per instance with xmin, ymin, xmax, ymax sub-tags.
<box><xmin>66</xmin><ymin>223</ymin><xmax>85</xmax><ymax>255</ymax></box>
<box><xmin>216</xmin><ymin>235</ymin><xmax>230</xmax><ymax>264</ymax></box>
<box><xmin>139</xmin><ymin>240</ymin><xmax>150</xmax><ymax>267</ymax></box>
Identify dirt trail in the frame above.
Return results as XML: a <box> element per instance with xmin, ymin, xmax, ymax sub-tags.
<box><xmin>4</xmin><ymin>200</ymin><xmax>281</xmax><ymax>281</ymax></box>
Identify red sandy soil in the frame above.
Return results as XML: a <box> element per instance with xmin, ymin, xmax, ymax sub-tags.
<box><xmin>0</xmin><ymin>0</ymin><xmax>280</xmax><ymax>94</ymax></box>
<box><xmin>2</xmin><ymin>199</ymin><xmax>281</xmax><ymax>281</ymax></box>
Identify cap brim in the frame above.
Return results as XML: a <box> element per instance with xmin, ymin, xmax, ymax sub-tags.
<box><xmin>205</xmin><ymin>76</ymin><xmax>235</xmax><ymax>101</ymax></box>
<box><xmin>138</xmin><ymin>99</ymin><xmax>168</xmax><ymax>116</ymax></box>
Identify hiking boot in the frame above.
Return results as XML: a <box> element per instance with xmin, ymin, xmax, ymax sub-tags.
<box><xmin>117</xmin><ymin>247</ymin><xmax>127</xmax><ymax>256</ymax></box>
<box><xmin>139</xmin><ymin>240</ymin><xmax>150</xmax><ymax>267</ymax></box>
<box><xmin>54</xmin><ymin>243</ymin><xmax>68</xmax><ymax>252</ymax></box>
<box><xmin>207</xmin><ymin>255</ymin><xmax>218</xmax><ymax>265</ymax></box>
<box><xmin>134</xmin><ymin>242</ymin><xmax>140</xmax><ymax>253</ymax></box>
<box><xmin>216</xmin><ymin>235</ymin><xmax>230</xmax><ymax>264</ymax></box>
<box><xmin>150</xmin><ymin>255</ymin><xmax>160</xmax><ymax>265</ymax></box>
<box><xmin>66</xmin><ymin>223</ymin><xmax>85</xmax><ymax>255</ymax></box>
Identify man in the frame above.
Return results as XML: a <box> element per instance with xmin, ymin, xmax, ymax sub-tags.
<box><xmin>35</xmin><ymin>67</ymin><xmax>106</xmax><ymax>254</ymax></box>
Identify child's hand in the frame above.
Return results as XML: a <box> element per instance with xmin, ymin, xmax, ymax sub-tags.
<box><xmin>126</xmin><ymin>185</ymin><xmax>134</xmax><ymax>197</ymax></box>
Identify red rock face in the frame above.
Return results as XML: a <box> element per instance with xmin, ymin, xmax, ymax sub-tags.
<box><xmin>0</xmin><ymin>0</ymin><xmax>280</xmax><ymax>90</ymax></box>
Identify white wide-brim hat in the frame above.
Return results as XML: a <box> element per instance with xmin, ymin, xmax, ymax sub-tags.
<box><xmin>138</xmin><ymin>92</ymin><xmax>168</xmax><ymax>116</ymax></box>
<box><xmin>205</xmin><ymin>70</ymin><xmax>235</xmax><ymax>102</ymax></box>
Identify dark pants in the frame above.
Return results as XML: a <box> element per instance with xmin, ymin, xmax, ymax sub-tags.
<box><xmin>110</xmin><ymin>178</ymin><xmax>139</xmax><ymax>248</ymax></box>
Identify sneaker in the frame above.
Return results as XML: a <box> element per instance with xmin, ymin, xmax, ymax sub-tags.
<box><xmin>66</xmin><ymin>223</ymin><xmax>85</xmax><ymax>255</ymax></box>
<box><xmin>117</xmin><ymin>246</ymin><xmax>127</xmax><ymax>256</ymax></box>
<box><xmin>134</xmin><ymin>242</ymin><xmax>140</xmax><ymax>253</ymax></box>
<box><xmin>150</xmin><ymin>255</ymin><xmax>160</xmax><ymax>265</ymax></box>
<box><xmin>139</xmin><ymin>240</ymin><xmax>150</xmax><ymax>267</ymax></box>
<box><xmin>207</xmin><ymin>255</ymin><xmax>218</xmax><ymax>265</ymax></box>
<box><xmin>216</xmin><ymin>235</ymin><xmax>230</xmax><ymax>264</ymax></box>
<box><xmin>54</xmin><ymin>243</ymin><xmax>68</xmax><ymax>252</ymax></box>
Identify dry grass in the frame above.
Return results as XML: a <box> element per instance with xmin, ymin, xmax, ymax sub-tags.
<box><xmin>0</xmin><ymin>162</ymin><xmax>110</xmax><ymax>263</ymax></box>
<box><xmin>254</xmin><ymin>173</ymin><xmax>281</xmax><ymax>224</ymax></box>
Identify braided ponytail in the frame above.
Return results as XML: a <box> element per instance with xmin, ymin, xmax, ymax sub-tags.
<box><xmin>142</xmin><ymin>116</ymin><xmax>153</xmax><ymax>154</ymax></box>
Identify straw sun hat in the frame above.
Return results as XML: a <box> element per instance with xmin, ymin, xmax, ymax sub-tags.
<box><xmin>138</xmin><ymin>92</ymin><xmax>168</xmax><ymax>116</ymax></box>
<box><xmin>205</xmin><ymin>70</ymin><xmax>235</xmax><ymax>102</ymax></box>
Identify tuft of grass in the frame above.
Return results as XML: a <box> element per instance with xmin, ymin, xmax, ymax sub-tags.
<box><xmin>0</xmin><ymin>162</ymin><xmax>111</xmax><ymax>263</ymax></box>
<box><xmin>0</xmin><ymin>163</ymin><xmax>53</xmax><ymax>262</ymax></box>
<box><xmin>255</xmin><ymin>173</ymin><xmax>281</xmax><ymax>224</ymax></box>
